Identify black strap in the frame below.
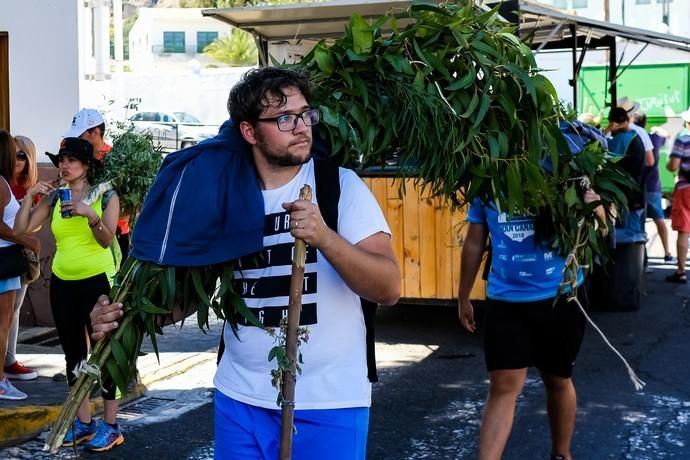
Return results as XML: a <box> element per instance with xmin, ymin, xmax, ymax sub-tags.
<box><xmin>314</xmin><ymin>159</ymin><xmax>379</xmax><ymax>383</ymax></box>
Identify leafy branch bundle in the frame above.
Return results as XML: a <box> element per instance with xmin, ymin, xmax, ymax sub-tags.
<box><xmin>45</xmin><ymin>258</ymin><xmax>257</xmax><ymax>453</ymax></box>
<box><xmin>296</xmin><ymin>0</ymin><xmax>635</xmax><ymax>262</ymax></box>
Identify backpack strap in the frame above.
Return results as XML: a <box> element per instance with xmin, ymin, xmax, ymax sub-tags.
<box><xmin>314</xmin><ymin>158</ymin><xmax>379</xmax><ymax>383</ymax></box>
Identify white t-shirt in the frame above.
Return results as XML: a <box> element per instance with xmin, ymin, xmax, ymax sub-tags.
<box><xmin>214</xmin><ymin>160</ymin><xmax>391</xmax><ymax>410</ymax></box>
<box><xmin>630</xmin><ymin>123</ymin><xmax>653</xmax><ymax>152</ymax></box>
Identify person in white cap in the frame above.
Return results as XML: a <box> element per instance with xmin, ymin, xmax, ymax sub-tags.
<box><xmin>65</xmin><ymin>109</ymin><xmax>130</xmax><ymax>256</ymax></box>
<box><xmin>64</xmin><ymin>109</ymin><xmax>111</xmax><ymax>160</ymax></box>
<box><xmin>665</xmin><ymin>107</ymin><xmax>690</xmax><ymax>283</ymax></box>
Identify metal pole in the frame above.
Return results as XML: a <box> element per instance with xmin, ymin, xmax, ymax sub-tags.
<box><xmin>570</xmin><ymin>24</ymin><xmax>578</xmax><ymax>111</ymax></box>
<box><xmin>609</xmin><ymin>36</ymin><xmax>617</xmax><ymax>107</ymax></box>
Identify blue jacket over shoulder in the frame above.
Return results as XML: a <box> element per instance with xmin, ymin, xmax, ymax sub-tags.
<box><xmin>130</xmin><ymin>120</ymin><xmax>264</xmax><ymax>266</ymax></box>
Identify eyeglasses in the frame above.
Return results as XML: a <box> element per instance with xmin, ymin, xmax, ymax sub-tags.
<box><xmin>257</xmin><ymin>108</ymin><xmax>321</xmax><ymax>132</ymax></box>
<box><xmin>16</xmin><ymin>152</ymin><xmax>27</xmax><ymax>161</ymax></box>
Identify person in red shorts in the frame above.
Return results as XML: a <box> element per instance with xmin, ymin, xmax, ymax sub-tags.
<box><xmin>665</xmin><ymin>108</ymin><xmax>690</xmax><ymax>283</ymax></box>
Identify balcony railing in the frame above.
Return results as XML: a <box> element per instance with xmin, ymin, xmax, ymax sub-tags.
<box><xmin>151</xmin><ymin>45</ymin><xmax>200</xmax><ymax>55</ymax></box>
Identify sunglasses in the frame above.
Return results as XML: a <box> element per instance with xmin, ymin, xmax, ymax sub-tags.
<box><xmin>16</xmin><ymin>152</ymin><xmax>27</xmax><ymax>161</ymax></box>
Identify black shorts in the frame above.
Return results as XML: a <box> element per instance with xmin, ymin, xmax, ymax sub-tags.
<box><xmin>483</xmin><ymin>287</ymin><xmax>587</xmax><ymax>378</ymax></box>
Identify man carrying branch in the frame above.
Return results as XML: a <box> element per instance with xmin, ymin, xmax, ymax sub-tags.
<box><xmin>91</xmin><ymin>67</ymin><xmax>400</xmax><ymax>459</ymax></box>
<box><xmin>458</xmin><ymin>188</ymin><xmax>604</xmax><ymax>460</ymax></box>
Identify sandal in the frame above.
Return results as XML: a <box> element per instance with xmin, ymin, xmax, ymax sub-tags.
<box><xmin>665</xmin><ymin>272</ymin><xmax>687</xmax><ymax>284</ymax></box>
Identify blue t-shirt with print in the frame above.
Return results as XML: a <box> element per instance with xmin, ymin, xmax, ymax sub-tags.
<box><xmin>468</xmin><ymin>199</ymin><xmax>582</xmax><ymax>302</ymax></box>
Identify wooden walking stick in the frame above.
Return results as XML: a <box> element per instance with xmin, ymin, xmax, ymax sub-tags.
<box><xmin>279</xmin><ymin>184</ymin><xmax>312</xmax><ymax>460</ymax></box>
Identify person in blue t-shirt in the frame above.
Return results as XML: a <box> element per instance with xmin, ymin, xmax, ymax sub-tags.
<box><xmin>458</xmin><ymin>189</ymin><xmax>602</xmax><ymax>460</ymax></box>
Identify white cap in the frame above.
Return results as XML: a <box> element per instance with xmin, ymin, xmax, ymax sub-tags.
<box><xmin>577</xmin><ymin>112</ymin><xmax>601</xmax><ymax>125</ymax></box>
<box><xmin>63</xmin><ymin>108</ymin><xmax>105</xmax><ymax>138</ymax></box>
<box><xmin>680</xmin><ymin>106</ymin><xmax>690</xmax><ymax>123</ymax></box>
<box><xmin>616</xmin><ymin>97</ymin><xmax>640</xmax><ymax>114</ymax></box>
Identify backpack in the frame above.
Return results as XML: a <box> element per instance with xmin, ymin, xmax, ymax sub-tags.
<box><xmin>217</xmin><ymin>158</ymin><xmax>380</xmax><ymax>383</ymax></box>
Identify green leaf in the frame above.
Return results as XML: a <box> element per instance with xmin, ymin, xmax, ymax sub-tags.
<box><xmin>504</xmin><ymin>63</ymin><xmax>537</xmax><ymax>106</ymax></box>
<box><xmin>459</xmin><ymin>92</ymin><xmax>479</xmax><ymax>118</ymax></box>
<box><xmin>473</xmin><ymin>94</ymin><xmax>491</xmax><ymax>128</ymax></box>
<box><xmin>350</xmin><ymin>15</ymin><xmax>373</xmax><ymax>55</ymax></box>
<box><xmin>446</xmin><ymin>70</ymin><xmax>476</xmax><ymax>91</ymax></box>
<box><xmin>105</xmin><ymin>359</ymin><xmax>127</xmax><ymax>396</ymax></box>
<box><xmin>109</xmin><ymin>336</ymin><xmax>129</xmax><ymax>369</ymax></box>
<box><xmin>564</xmin><ymin>186</ymin><xmax>579</xmax><ymax>207</ymax></box>
<box><xmin>314</xmin><ymin>45</ymin><xmax>335</xmax><ymax>74</ymax></box>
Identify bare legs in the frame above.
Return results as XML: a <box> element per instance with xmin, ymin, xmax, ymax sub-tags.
<box><xmin>0</xmin><ymin>290</ymin><xmax>17</xmax><ymax>380</ymax></box>
<box><xmin>479</xmin><ymin>369</ymin><xmax>527</xmax><ymax>460</ymax></box>
<box><xmin>653</xmin><ymin>218</ymin><xmax>671</xmax><ymax>258</ymax></box>
<box><xmin>675</xmin><ymin>231</ymin><xmax>689</xmax><ymax>276</ymax></box>
<box><xmin>478</xmin><ymin>369</ymin><xmax>576</xmax><ymax>460</ymax></box>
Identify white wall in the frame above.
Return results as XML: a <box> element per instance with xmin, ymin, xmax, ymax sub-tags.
<box><xmin>537</xmin><ymin>0</ymin><xmax>690</xmax><ymax>38</ymax></box>
<box><xmin>0</xmin><ymin>1</ymin><xmax>84</xmax><ymax>162</ymax></box>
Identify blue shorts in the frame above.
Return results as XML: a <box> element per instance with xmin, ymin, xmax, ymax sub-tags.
<box><xmin>0</xmin><ymin>276</ymin><xmax>20</xmax><ymax>294</ymax></box>
<box><xmin>646</xmin><ymin>191</ymin><xmax>665</xmax><ymax>220</ymax></box>
<box><xmin>214</xmin><ymin>391</ymin><xmax>369</xmax><ymax>460</ymax></box>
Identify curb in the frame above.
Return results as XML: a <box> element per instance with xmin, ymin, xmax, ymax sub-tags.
<box><xmin>0</xmin><ymin>351</ymin><xmax>215</xmax><ymax>447</ymax></box>
<box><xmin>0</xmin><ymin>384</ymin><xmax>146</xmax><ymax>448</ymax></box>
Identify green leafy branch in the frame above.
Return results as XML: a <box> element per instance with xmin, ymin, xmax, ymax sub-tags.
<box><xmin>267</xmin><ymin>318</ymin><xmax>310</xmax><ymax>407</ymax></box>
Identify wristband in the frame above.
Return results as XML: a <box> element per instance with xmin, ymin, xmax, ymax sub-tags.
<box><xmin>88</xmin><ymin>216</ymin><xmax>101</xmax><ymax>228</ymax></box>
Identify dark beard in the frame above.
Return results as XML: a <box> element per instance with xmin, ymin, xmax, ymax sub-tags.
<box><xmin>255</xmin><ymin>133</ymin><xmax>312</xmax><ymax>167</ymax></box>
<box><xmin>263</xmin><ymin>149</ymin><xmax>311</xmax><ymax>167</ymax></box>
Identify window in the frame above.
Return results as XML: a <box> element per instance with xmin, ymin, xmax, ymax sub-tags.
<box><xmin>197</xmin><ymin>31</ymin><xmax>218</xmax><ymax>53</ymax></box>
<box><xmin>635</xmin><ymin>0</ymin><xmax>651</xmax><ymax>4</ymax></box>
<box><xmin>572</xmin><ymin>0</ymin><xmax>588</xmax><ymax>7</ymax></box>
<box><xmin>163</xmin><ymin>31</ymin><xmax>185</xmax><ymax>53</ymax></box>
<box><xmin>552</xmin><ymin>0</ymin><xmax>567</xmax><ymax>7</ymax></box>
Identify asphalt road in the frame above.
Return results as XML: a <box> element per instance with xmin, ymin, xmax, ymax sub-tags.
<box><xmin>5</xmin><ymin>277</ymin><xmax>690</xmax><ymax>459</ymax></box>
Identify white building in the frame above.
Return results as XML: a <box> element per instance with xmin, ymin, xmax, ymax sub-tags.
<box><xmin>128</xmin><ymin>8</ymin><xmax>234</xmax><ymax>73</ymax></box>
<box><xmin>537</xmin><ymin>0</ymin><xmax>688</xmax><ymax>37</ymax></box>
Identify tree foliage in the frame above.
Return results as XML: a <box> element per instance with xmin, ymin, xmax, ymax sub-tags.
<box><xmin>203</xmin><ymin>31</ymin><xmax>258</xmax><ymax>66</ymax></box>
<box><xmin>295</xmin><ymin>0</ymin><xmax>636</xmax><ymax>268</ymax></box>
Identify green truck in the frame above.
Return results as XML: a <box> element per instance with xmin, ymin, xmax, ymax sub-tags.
<box><xmin>579</xmin><ymin>63</ymin><xmax>690</xmax><ymax>194</ymax></box>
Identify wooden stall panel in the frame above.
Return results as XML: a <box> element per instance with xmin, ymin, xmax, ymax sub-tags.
<box><xmin>434</xmin><ymin>198</ymin><xmax>455</xmax><ymax>299</ymax></box>
<box><xmin>401</xmin><ymin>179</ymin><xmax>421</xmax><ymax>298</ymax></box>
<box><xmin>366</xmin><ymin>177</ymin><xmax>485</xmax><ymax>302</ymax></box>
<box><xmin>418</xmin><ymin>189</ymin><xmax>437</xmax><ymax>298</ymax></box>
<box><xmin>384</xmin><ymin>178</ymin><xmax>405</xmax><ymax>294</ymax></box>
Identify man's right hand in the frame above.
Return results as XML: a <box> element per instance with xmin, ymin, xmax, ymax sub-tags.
<box><xmin>458</xmin><ymin>298</ymin><xmax>477</xmax><ymax>333</ymax></box>
<box><xmin>90</xmin><ymin>295</ymin><xmax>124</xmax><ymax>341</ymax></box>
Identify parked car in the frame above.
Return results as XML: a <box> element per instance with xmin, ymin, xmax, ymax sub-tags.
<box><xmin>128</xmin><ymin>111</ymin><xmax>217</xmax><ymax>151</ymax></box>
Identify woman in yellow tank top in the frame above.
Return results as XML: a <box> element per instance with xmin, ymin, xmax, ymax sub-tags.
<box><xmin>14</xmin><ymin>137</ymin><xmax>125</xmax><ymax>452</ymax></box>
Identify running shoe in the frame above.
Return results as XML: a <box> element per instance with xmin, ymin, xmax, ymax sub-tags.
<box><xmin>0</xmin><ymin>377</ymin><xmax>27</xmax><ymax>400</ymax></box>
<box><xmin>62</xmin><ymin>418</ymin><xmax>96</xmax><ymax>447</ymax></box>
<box><xmin>84</xmin><ymin>420</ymin><xmax>124</xmax><ymax>452</ymax></box>
<box><xmin>4</xmin><ymin>361</ymin><xmax>38</xmax><ymax>380</ymax></box>
<box><xmin>664</xmin><ymin>255</ymin><xmax>677</xmax><ymax>264</ymax></box>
